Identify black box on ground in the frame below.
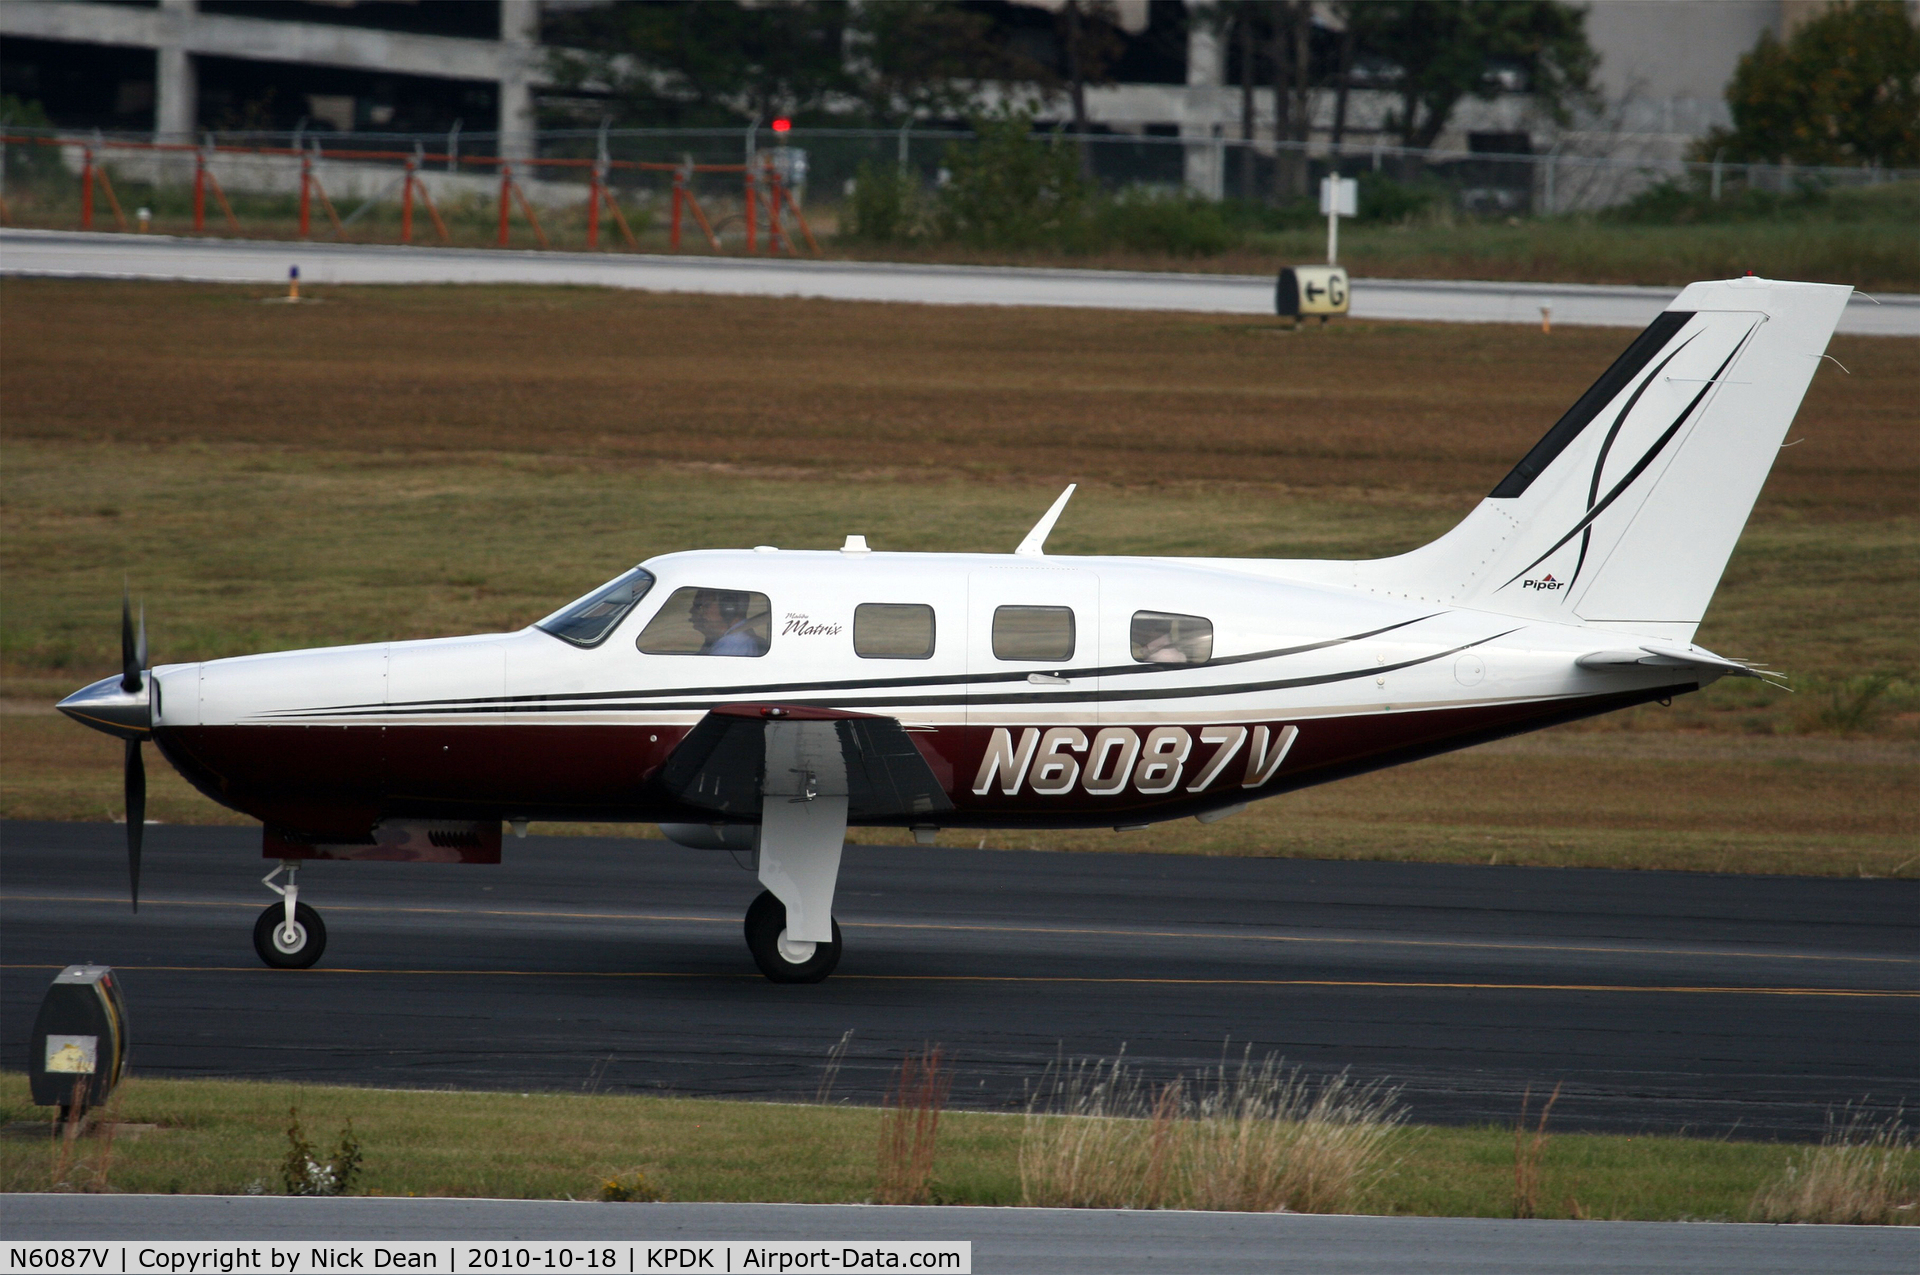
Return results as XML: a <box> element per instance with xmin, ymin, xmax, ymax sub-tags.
<box><xmin>27</xmin><ymin>965</ymin><xmax>130</xmax><ymax>1111</ymax></box>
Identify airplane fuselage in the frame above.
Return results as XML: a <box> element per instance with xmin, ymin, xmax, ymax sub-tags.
<box><xmin>139</xmin><ymin>548</ymin><xmax>1698</xmax><ymax>837</ymax></box>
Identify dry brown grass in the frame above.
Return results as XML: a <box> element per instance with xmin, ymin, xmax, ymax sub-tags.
<box><xmin>1018</xmin><ymin>1052</ymin><xmax>1405</xmax><ymax>1213</ymax></box>
<box><xmin>1750</xmin><ymin>1111</ymin><xmax>1919</xmax><ymax>1225</ymax></box>
<box><xmin>874</xmin><ymin>1047</ymin><xmax>950</xmax><ymax>1206</ymax></box>
<box><xmin>1512</xmin><ymin>1082</ymin><xmax>1561</xmax><ymax>1220</ymax></box>
<box><xmin>3</xmin><ymin>280</ymin><xmax>1910</xmax><ymax>516</ymax></box>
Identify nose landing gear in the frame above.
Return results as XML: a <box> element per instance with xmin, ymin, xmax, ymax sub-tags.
<box><xmin>253</xmin><ymin>861</ymin><xmax>327</xmax><ymax>969</ymax></box>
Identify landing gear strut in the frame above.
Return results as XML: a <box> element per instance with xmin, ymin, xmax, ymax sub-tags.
<box><xmin>744</xmin><ymin>889</ymin><xmax>842</xmax><ymax>983</ymax></box>
<box><xmin>253</xmin><ymin>860</ymin><xmax>326</xmax><ymax>969</ymax></box>
<box><xmin>747</xmin><ymin>717</ymin><xmax>850</xmax><ymax>983</ymax></box>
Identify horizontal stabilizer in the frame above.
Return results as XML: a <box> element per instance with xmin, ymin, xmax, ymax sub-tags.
<box><xmin>1576</xmin><ymin>643</ymin><xmax>1780</xmax><ymax>683</ymax></box>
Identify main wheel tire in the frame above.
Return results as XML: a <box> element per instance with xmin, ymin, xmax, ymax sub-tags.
<box><xmin>743</xmin><ymin>889</ymin><xmax>841</xmax><ymax>984</ymax></box>
<box><xmin>253</xmin><ymin>901</ymin><xmax>327</xmax><ymax>969</ymax></box>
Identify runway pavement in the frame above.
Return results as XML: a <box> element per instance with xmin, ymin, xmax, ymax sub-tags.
<box><xmin>3</xmin><ymin>821</ymin><xmax>1915</xmax><ymax>1138</ymax></box>
<box><xmin>4</xmin><ymin>228</ymin><xmax>1916</xmax><ymax>335</ymax></box>
<box><xmin>7</xmin><ymin>1197</ymin><xmax>1919</xmax><ymax>1275</ymax></box>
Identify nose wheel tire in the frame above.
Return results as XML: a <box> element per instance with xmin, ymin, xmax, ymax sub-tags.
<box><xmin>253</xmin><ymin>901</ymin><xmax>327</xmax><ymax>969</ymax></box>
<box><xmin>744</xmin><ymin>889</ymin><xmax>841</xmax><ymax>984</ymax></box>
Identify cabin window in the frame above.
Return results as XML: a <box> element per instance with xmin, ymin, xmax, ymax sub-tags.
<box><xmin>536</xmin><ymin>567</ymin><xmax>657</xmax><ymax>648</ymax></box>
<box><xmin>1131</xmin><ymin>611</ymin><xmax>1213</xmax><ymax>665</ymax></box>
<box><xmin>993</xmin><ymin>605</ymin><xmax>1075</xmax><ymax>662</ymax></box>
<box><xmin>855</xmin><ymin>603</ymin><xmax>935</xmax><ymax>659</ymax></box>
<box><xmin>636</xmin><ymin>587</ymin><xmax>773</xmax><ymax>656</ymax></box>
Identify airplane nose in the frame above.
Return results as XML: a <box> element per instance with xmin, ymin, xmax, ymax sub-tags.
<box><xmin>57</xmin><ymin>674</ymin><xmax>152</xmax><ymax>740</ymax></box>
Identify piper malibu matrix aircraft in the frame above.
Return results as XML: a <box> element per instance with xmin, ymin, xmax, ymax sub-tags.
<box><xmin>60</xmin><ymin>277</ymin><xmax>1848</xmax><ymax>982</ymax></box>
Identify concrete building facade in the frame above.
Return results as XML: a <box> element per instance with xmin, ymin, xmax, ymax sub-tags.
<box><xmin>1</xmin><ymin>0</ymin><xmax>1900</xmax><ymax>181</ymax></box>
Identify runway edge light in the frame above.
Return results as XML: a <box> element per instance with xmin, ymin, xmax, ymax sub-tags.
<box><xmin>27</xmin><ymin>965</ymin><xmax>130</xmax><ymax>1118</ymax></box>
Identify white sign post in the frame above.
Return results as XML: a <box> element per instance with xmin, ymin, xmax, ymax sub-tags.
<box><xmin>1320</xmin><ymin>175</ymin><xmax>1357</xmax><ymax>264</ymax></box>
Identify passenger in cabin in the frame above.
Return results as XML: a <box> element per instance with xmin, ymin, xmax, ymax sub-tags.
<box><xmin>689</xmin><ymin>588</ymin><xmax>768</xmax><ymax>656</ymax></box>
<box><xmin>1134</xmin><ymin>616</ymin><xmax>1189</xmax><ymax>663</ymax></box>
<box><xmin>1131</xmin><ymin>611</ymin><xmax>1214</xmax><ymax>665</ymax></box>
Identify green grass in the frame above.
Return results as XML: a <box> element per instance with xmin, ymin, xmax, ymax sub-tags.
<box><xmin>0</xmin><ymin>1073</ymin><xmax>1847</xmax><ymax>1220</ymax></box>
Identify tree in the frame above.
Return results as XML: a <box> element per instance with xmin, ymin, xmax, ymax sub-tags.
<box><xmin>544</xmin><ymin>1</ymin><xmax>857</xmax><ymax>127</ymax></box>
<box><xmin>546</xmin><ymin>1</ymin><xmax>1062</xmax><ymax>129</ymax></box>
<box><xmin>934</xmin><ymin>110</ymin><xmax>1091</xmax><ymax>248</ymax></box>
<box><xmin>1707</xmin><ymin>1</ymin><xmax>1920</xmax><ymax>168</ymax></box>
<box><xmin>852</xmin><ymin>4</ymin><xmax>1054</xmax><ymax>126</ymax></box>
<box><xmin>1271</xmin><ymin>1</ymin><xmax>1314</xmax><ymax>198</ymax></box>
<box><xmin>1362</xmin><ymin>1</ymin><xmax>1595</xmax><ymax>151</ymax></box>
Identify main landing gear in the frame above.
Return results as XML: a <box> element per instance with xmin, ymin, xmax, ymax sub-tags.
<box><xmin>254</xmin><ymin>860</ymin><xmax>326</xmax><ymax>969</ymax></box>
<box><xmin>744</xmin><ymin>889</ymin><xmax>843</xmax><ymax>983</ymax></box>
<box><xmin>747</xmin><ymin>717</ymin><xmax>850</xmax><ymax>984</ymax></box>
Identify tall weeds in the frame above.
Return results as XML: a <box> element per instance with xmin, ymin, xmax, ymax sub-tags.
<box><xmin>1019</xmin><ymin>1050</ymin><xmax>1405</xmax><ymax>1212</ymax></box>
<box><xmin>1751</xmin><ymin>1110</ymin><xmax>1919</xmax><ymax>1225</ymax></box>
<box><xmin>281</xmin><ymin>1106</ymin><xmax>363</xmax><ymax>1197</ymax></box>
<box><xmin>1512</xmin><ymin>1083</ymin><xmax>1561</xmax><ymax>1219</ymax></box>
<box><xmin>875</xmin><ymin>1046</ymin><xmax>949</xmax><ymax>1205</ymax></box>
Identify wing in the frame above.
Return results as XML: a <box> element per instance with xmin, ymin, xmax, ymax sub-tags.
<box><xmin>654</xmin><ymin>703</ymin><xmax>954</xmax><ymax>821</ymax></box>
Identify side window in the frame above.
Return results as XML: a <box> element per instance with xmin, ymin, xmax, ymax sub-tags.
<box><xmin>1131</xmin><ymin>610</ymin><xmax>1213</xmax><ymax>665</ymax></box>
<box><xmin>993</xmin><ymin>605</ymin><xmax>1075</xmax><ymax>662</ymax></box>
<box><xmin>637</xmin><ymin>587</ymin><xmax>773</xmax><ymax>657</ymax></box>
<box><xmin>855</xmin><ymin>603</ymin><xmax>935</xmax><ymax>659</ymax></box>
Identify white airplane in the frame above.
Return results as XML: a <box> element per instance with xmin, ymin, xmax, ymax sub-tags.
<box><xmin>59</xmin><ymin>277</ymin><xmax>1849</xmax><ymax>982</ymax></box>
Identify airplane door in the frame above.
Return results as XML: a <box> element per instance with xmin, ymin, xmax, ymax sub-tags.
<box><xmin>966</xmin><ymin>567</ymin><xmax>1101</xmax><ymax>730</ymax></box>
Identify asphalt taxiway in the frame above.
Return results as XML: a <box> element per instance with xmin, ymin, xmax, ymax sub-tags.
<box><xmin>4</xmin><ymin>229</ymin><xmax>1916</xmax><ymax>335</ymax></box>
<box><xmin>7</xmin><ymin>1196</ymin><xmax>1919</xmax><ymax>1275</ymax></box>
<box><xmin>2</xmin><ymin>821</ymin><xmax>1914</xmax><ymax>1137</ymax></box>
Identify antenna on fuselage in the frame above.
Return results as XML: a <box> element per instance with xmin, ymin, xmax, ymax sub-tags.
<box><xmin>1014</xmin><ymin>484</ymin><xmax>1077</xmax><ymax>557</ymax></box>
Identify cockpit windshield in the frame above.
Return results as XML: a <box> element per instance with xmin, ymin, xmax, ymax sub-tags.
<box><xmin>535</xmin><ymin>567</ymin><xmax>657</xmax><ymax>647</ymax></box>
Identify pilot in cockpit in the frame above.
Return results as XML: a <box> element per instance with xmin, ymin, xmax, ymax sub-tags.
<box><xmin>689</xmin><ymin>588</ymin><xmax>768</xmax><ymax>656</ymax></box>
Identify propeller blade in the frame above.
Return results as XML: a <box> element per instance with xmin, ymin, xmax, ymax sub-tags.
<box><xmin>120</xmin><ymin>590</ymin><xmax>142</xmax><ymax>694</ymax></box>
<box><xmin>125</xmin><ymin>739</ymin><xmax>145</xmax><ymax>913</ymax></box>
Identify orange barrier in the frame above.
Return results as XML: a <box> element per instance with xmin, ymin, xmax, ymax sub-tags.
<box><xmin>670</xmin><ymin>165</ymin><xmax>722</xmax><ymax>252</ymax></box>
<box><xmin>495</xmin><ymin>161</ymin><xmax>550</xmax><ymax>249</ymax></box>
<box><xmin>192</xmin><ymin>148</ymin><xmax>242</xmax><ymax>234</ymax></box>
<box><xmin>2</xmin><ymin>133</ymin><xmax>821</xmax><ymax>257</ymax></box>
<box><xmin>585</xmin><ymin>162</ymin><xmax>638</xmax><ymax>251</ymax></box>
<box><xmin>297</xmin><ymin>151</ymin><xmax>345</xmax><ymax>239</ymax></box>
<box><xmin>400</xmin><ymin>156</ymin><xmax>451</xmax><ymax>245</ymax></box>
<box><xmin>79</xmin><ymin>146</ymin><xmax>129</xmax><ymax>232</ymax></box>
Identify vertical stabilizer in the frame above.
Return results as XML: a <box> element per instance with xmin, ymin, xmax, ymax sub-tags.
<box><xmin>1348</xmin><ymin>277</ymin><xmax>1851</xmax><ymax>642</ymax></box>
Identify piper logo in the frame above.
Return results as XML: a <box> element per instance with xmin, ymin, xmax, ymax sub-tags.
<box><xmin>1522</xmin><ymin>574</ymin><xmax>1565</xmax><ymax>592</ymax></box>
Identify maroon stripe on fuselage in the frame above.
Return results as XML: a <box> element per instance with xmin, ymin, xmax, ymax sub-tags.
<box><xmin>153</xmin><ymin>685</ymin><xmax>1688</xmax><ymax>834</ymax></box>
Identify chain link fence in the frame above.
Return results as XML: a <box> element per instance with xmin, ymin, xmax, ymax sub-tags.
<box><xmin>3</xmin><ymin>123</ymin><xmax>1912</xmax><ymax>250</ymax></box>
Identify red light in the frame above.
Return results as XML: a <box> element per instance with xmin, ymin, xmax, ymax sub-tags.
<box><xmin>771</xmin><ymin>118</ymin><xmax>792</xmax><ymax>134</ymax></box>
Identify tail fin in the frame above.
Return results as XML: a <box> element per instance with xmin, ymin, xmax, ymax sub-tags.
<box><xmin>1354</xmin><ymin>277</ymin><xmax>1852</xmax><ymax>642</ymax></box>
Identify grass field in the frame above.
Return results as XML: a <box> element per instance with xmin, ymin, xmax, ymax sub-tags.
<box><xmin>0</xmin><ymin>1073</ymin><xmax>1864</xmax><ymax>1221</ymax></box>
<box><xmin>1</xmin><ymin>280</ymin><xmax>1914</xmax><ymax>874</ymax></box>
